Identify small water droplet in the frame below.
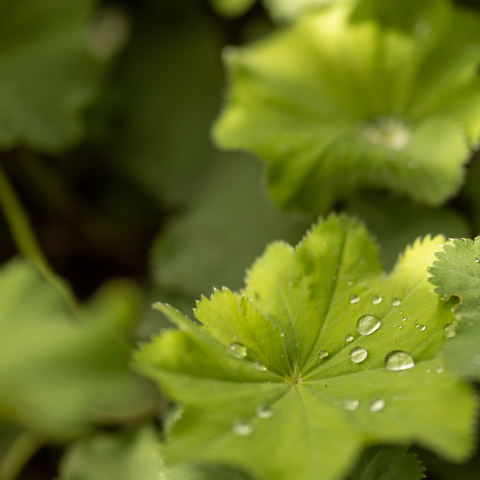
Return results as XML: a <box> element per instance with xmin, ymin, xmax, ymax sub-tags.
<box><xmin>345</xmin><ymin>334</ymin><xmax>354</xmax><ymax>343</ymax></box>
<box><xmin>253</xmin><ymin>361</ymin><xmax>267</xmax><ymax>372</ymax></box>
<box><xmin>436</xmin><ymin>364</ymin><xmax>444</xmax><ymax>374</ymax></box>
<box><xmin>365</xmin><ymin>284</ymin><xmax>371</xmax><ymax>290</ymax></box>
<box><xmin>443</xmin><ymin>323</ymin><xmax>456</xmax><ymax>338</ymax></box>
<box><xmin>349</xmin><ymin>346</ymin><xmax>368</xmax><ymax>364</ymax></box>
<box><xmin>350</xmin><ymin>294</ymin><xmax>360</xmax><ymax>304</ymax></box>
<box><xmin>370</xmin><ymin>398</ymin><xmax>385</xmax><ymax>412</ymax></box>
<box><xmin>256</xmin><ymin>404</ymin><xmax>274</xmax><ymax>419</ymax></box>
<box><xmin>318</xmin><ymin>349</ymin><xmax>329</xmax><ymax>360</ymax></box>
<box><xmin>475</xmin><ymin>257</ymin><xmax>480</xmax><ymax>263</ymax></box>
<box><xmin>343</xmin><ymin>398</ymin><xmax>360</xmax><ymax>411</ymax></box>
<box><xmin>357</xmin><ymin>315</ymin><xmax>381</xmax><ymax>335</ymax></box>
<box><xmin>372</xmin><ymin>295</ymin><xmax>382</xmax><ymax>305</ymax></box>
<box><xmin>402</xmin><ymin>317</ymin><xmax>406</xmax><ymax>322</ymax></box>
<box><xmin>281</xmin><ymin>332</ymin><xmax>285</xmax><ymax>337</ymax></box>
<box><xmin>391</xmin><ymin>298</ymin><xmax>401</xmax><ymax>306</ymax></box>
<box><xmin>419</xmin><ymin>325</ymin><xmax>426</xmax><ymax>331</ymax></box>
<box><xmin>347</xmin><ymin>280</ymin><xmax>354</xmax><ymax>286</ymax></box>
<box><xmin>426</xmin><ymin>368</ymin><xmax>431</xmax><ymax>374</ymax></box>
<box><xmin>228</xmin><ymin>342</ymin><xmax>247</xmax><ymax>359</ymax></box>
<box><xmin>232</xmin><ymin>419</ymin><xmax>254</xmax><ymax>437</ymax></box>
<box><xmin>385</xmin><ymin>351</ymin><xmax>415</xmax><ymax>371</ymax></box>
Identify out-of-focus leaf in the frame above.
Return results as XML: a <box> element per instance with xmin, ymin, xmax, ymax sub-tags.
<box><xmin>346</xmin><ymin>445</ymin><xmax>424</xmax><ymax>480</ymax></box>
<box><xmin>264</xmin><ymin>0</ymin><xmax>348</xmax><ymax>22</ymax></box>
<box><xmin>428</xmin><ymin>238</ymin><xmax>480</xmax><ymax>380</ymax></box>
<box><xmin>151</xmin><ymin>152</ymin><xmax>312</xmax><ymax>307</ymax></box>
<box><xmin>214</xmin><ymin>0</ymin><xmax>480</xmax><ymax>213</ymax></box>
<box><xmin>345</xmin><ymin>195</ymin><xmax>469</xmax><ymax>270</ymax></box>
<box><xmin>0</xmin><ymin>0</ymin><xmax>105</xmax><ymax>151</ymax></box>
<box><xmin>102</xmin><ymin>5</ymin><xmax>222</xmax><ymax>207</ymax></box>
<box><xmin>0</xmin><ymin>260</ymin><xmax>153</xmax><ymax>437</ymax></box>
<box><xmin>136</xmin><ymin>215</ymin><xmax>476</xmax><ymax>480</ymax></box>
<box><xmin>210</xmin><ymin>0</ymin><xmax>257</xmax><ymax>18</ymax></box>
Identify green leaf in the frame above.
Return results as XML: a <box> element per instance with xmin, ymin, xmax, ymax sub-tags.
<box><xmin>263</xmin><ymin>0</ymin><xmax>347</xmax><ymax>22</ymax></box>
<box><xmin>135</xmin><ymin>215</ymin><xmax>476</xmax><ymax>480</ymax></box>
<box><xmin>0</xmin><ymin>0</ymin><xmax>105</xmax><ymax>152</ymax></box>
<box><xmin>346</xmin><ymin>445</ymin><xmax>424</xmax><ymax>480</ymax></box>
<box><xmin>345</xmin><ymin>194</ymin><xmax>469</xmax><ymax>270</ymax></box>
<box><xmin>151</xmin><ymin>152</ymin><xmax>312</xmax><ymax>307</ymax></box>
<box><xmin>213</xmin><ymin>0</ymin><xmax>480</xmax><ymax>212</ymax></box>
<box><xmin>210</xmin><ymin>0</ymin><xmax>257</xmax><ymax>18</ymax></box>
<box><xmin>428</xmin><ymin>238</ymin><xmax>480</xmax><ymax>380</ymax></box>
<box><xmin>0</xmin><ymin>260</ymin><xmax>153</xmax><ymax>437</ymax></box>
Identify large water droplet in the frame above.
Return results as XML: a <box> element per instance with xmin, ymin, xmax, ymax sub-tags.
<box><xmin>228</xmin><ymin>342</ymin><xmax>247</xmax><ymax>359</ymax></box>
<box><xmin>372</xmin><ymin>295</ymin><xmax>382</xmax><ymax>305</ymax></box>
<box><xmin>256</xmin><ymin>405</ymin><xmax>274</xmax><ymax>419</ymax></box>
<box><xmin>357</xmin><ymin>315</ymin><xmax>381</xmax><ymax>335</ymax></box>
<box><xmin>253</xmin><ymin>361</ymin><xmax>267</xmax><ymax>372</ymax></box>
<box><xmin>318</xmin><ymin>349</ymin><xmax>329</xmax><ymax>360</ymax></box>
<box><xmin>385</xmin><ymin>351</ymin><xmax>415</xmax><ymax>371</ymax></box>
<box><xmin>443</xmin><ymin>323</ymin><xmax>456</xmax><ymax>338</ymax></box>
<box><xmin>232</xmin><ymin>419</ymin><xmax>254</xmax><ymax>437</ymax></box>
<box><xmin>350</xmin><ymin>294</ymin><xmax>360</xmax><ymax>304</ymax></box>
<box><xmin>345</xmin><ymin>334</ymin><xmax>354</xmax><ymax>343</ymax></box>
<box><xmin>344</xmin><ymin>398</ymin><xmax>360</xmax><ymax>411</ymax></box>
<box><xmin>370</xmin><ymin>398</ymin><xmax>386</xmax><ymax>412</ymax></box>
<box><xmin>391</xmin><ymin>298</ymin><xmax>401</xmax><ymax>306</ymax></box>
<box><xmin>349</xmin><ymin>346</ymin><xmax>368</xmax><ymax>364</ymax></box>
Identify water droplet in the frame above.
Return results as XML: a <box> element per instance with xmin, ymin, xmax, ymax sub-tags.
<box><xmin>443</xmin><ymin>323</ymin><xmax>456</xmax><ymax>338</ymax></box>
<box><xmin>345</xmin><ymin>334</ymin><xmax>354</xmax><ymax>343</ymax></box>
<box><xmin>372</xmin><ymin>295</ymin><xmax>382</xmax><ymax>305</ymax></box>
<box><xmin>402</xmin><ymin>317</ymin><xmax>406</xmax><ymax>322</ymax></box>
<box><xmin>475</xmin><ymin>257</ymin><xmax>480</xmax><ymax>263</ymax></box>
<box><xmin>426</xmin><ymin>368</ymin><xmax>431</xmax><ymax>374</ymax></box>
<box><xmin>436</xmin><ymin>364</ymin><xmax>444</xmax><ymax>374</ymax></box>
<box><xmin>370</xmin><ymin>398</ymin><xmax>385</xmax><ymax>412</ymax></box>
<box><xmin>232</xmin><ymin>419</ymin><xmax>254</xmax><ymax>437</ymax></box>
<box><xmin>256</xmin><ymin>405</ymin><xmax>274</xmax><ymax>419</ymax></box>
<box><xmin>419</xmin><ymin>325</ymin><xmax>426</xmax><ymax>331</ymax></box>
<box><xmin>350</xmin><ymin>294</ymin><xmax>360</xmax><ymax>304</ymax></box>
<box><xmin>385</xmin><ymin>351</ymin><xmax>415</xmax><ymax>371</ymax></box>
<box><xmin>349</xmin><ymin>346</ymin><xmax>368</xmax><ymax>364</ymax></box>
<box><xmin>347</xmin><ymin>280</ymin><xmax>354</xmax><ymax>286</ymax></box>
<box><xmin>344</xmin><ymin>398</ymin><xmax>360</xmax><ymax>411</ymax></box>
<box><xmin>357</xmin><ymin>315</ymin><xmax>381</xmax><ymax>335</ymax></box>
<box><xmin>365</xmin><ymin>284</ymin><xmax>371</xmax><ymax>290</ymax></box>
<box><xmin>253</xmin><ymin>361</ymin><xmax>267</xmax><ymax>372</ymax></box>
<box><xmin>318</xmin><ymin>349</ymin><xmax>329</xmax><ymax>360</ymax></box>
<box><xmin>228</xmin><ymin>342</ymin><xmax>247</xmax><ymax>359</ymax></box>
<box><xmin>391</xmin><ymin>298</ymin><xmax>401</xmax><ymax>306</ymax></box>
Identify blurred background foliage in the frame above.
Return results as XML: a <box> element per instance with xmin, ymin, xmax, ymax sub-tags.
<box><xmin>1</xmin><ymin>0</ymin><xmax>480</xmax><ymax>478</ymax></box>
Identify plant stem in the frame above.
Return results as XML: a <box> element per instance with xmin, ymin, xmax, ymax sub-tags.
<box><xmin>0</xmin><ymin>432</ymin><xmax>43</xmax><ymax>480</ymax></box>
<box><xmin>0</xmin><ymin>162</ymin><xmax>80</xmax><ymax>317</ymax></box>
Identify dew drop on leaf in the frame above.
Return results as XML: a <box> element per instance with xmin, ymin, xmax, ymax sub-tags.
<box><xmin>370</xmin><ymin>398</ymin><xmax>386</xmax><ymax>412</ymax></box>
<box><xmin>256</xmin><ymin>405</ymin><xmax>274</xmax><ymax>419</ymax></box>
<box><xmin>372</xmin><ymin>295</ymin><xmax>382</xmax><ymax>305</ymax></box>
<box><xmin>419</xmin><ymin>325</ymin><xmax>426</xmax><ymax>331</ymax></box>
<box><xmin>228</xmin><ymin>342</ymin><xmax>247</xmax><ymax>359</ymax></box>
<box><xmin>317</xmin><ymin>349</ymin><xmax>329</xmax><ymax>360</ymax></box>
<box><xmin>343</xmin><ymin>398</ymin><xmax>360</xmax><ymax>411</ymax></box>
<box><xmin>391</xmin><ymin>297</ymin><xmax>401</xmax><ymax>306</ymax></box>
<box><xmin>357</xmin><ymin>315</ymin><xmax>381</xmax><ymax>335</ymax></box>
<box><xmin>232</xmin><ymin>419</ymin><xmax>254</xmax><ymax>437</ymax></box>
<box><xmin>385</xmin><ymin>351</ymin><xmax>415</xmax><ymax>371</ymax></box>
<box><xmin>475</xmin><ymin>257</ymin><xmax>480</xmax><ymax>263</ymax></box>
<box><xmin>443</xmin><ymin>323</ymin><xmax>456</xmax><ymax>338</ymax></box>
<box><xmin>350</xmin><ymin>294</ymin><xmax>360</xmax><ymax>304</ymax></box>
<box><xmin>436</xmin><ymin>364</ymin><xmax>445</xmax><ymax>374</ymax></box>
<box><xmin>253</xmin><ymin>361</ymin><xmax>267</xmax><ymax>371</ymax></box>
<box><xmin>349</xmin><ymin>346</ymin><xmax>368</xmax><ymax>364</ymax></box>
<box><xmin>345</xmin><ymin>334</ymin><xmax>354</xmax><ymax>343</ymax></box>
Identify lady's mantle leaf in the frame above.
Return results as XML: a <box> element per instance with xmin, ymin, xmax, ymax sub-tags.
<box><xmin>135</xmin><ymin>215</ymin><xmax>476</xmax><ymax>480</ymax></box>
<box><xmin>213</xmin><ymin>0</ymin><xmax>480</xmax><ymax>212</ymax></box>
<box><xmin>346</xmin><ymin>445</ymin><xmax>424</xmax><ymax>480</ymax></box>
<box><xmin>428</xmin><ymin>237</ymin><xmax>480</xmax><ymax>380</ymax></box>
<box><xmin>0</xmin><ymin>0</ymin><xmax>104</xmax><ymax>152</ymax></box>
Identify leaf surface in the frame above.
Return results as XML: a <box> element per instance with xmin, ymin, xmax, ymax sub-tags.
<box><xmin>136</xmin><ymin>215</ymin><xmax>476</xmax><ymax>480</ymax></box>
<box><xmin>428</xmin><ymin>238</ymin><xmax>480</xmax><ymax>379</ymax></box>
<box><xmin>214</xmin><ymin>0</ymin><xmax>480</xmax><ymax>212</ymax></box>
<box><xmin>0</xmin><ymin>0</ymin><xmax>104</xmax><ymax>151</ymax></box>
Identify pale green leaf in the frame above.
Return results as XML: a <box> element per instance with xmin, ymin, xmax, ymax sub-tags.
<box><xmin>210</xmin><ymin>0</ymin><xmax>257</xmax><ymax>18</ymax></box>
<box><xmin>346</xmin><ymin>445</ymin><xmax>424</xmax><ymax>480</ymax></box>
<box><xmin>263</xmin><ymin>0</ymin><xmax>348</xmax><ymax>22</ymax></box>
<box><xmin>428</xmin><ymin>237</ymin><xmax>480</xmax><ymax>380</ymax></box>
<box><xmin>135</xmin><ymin>215</ymin><xmax>476</xmax><ymax>480</ymax></box>
<box><xmin>0</xmin><ymin>0</ymin><xmax>105</xmax><ymax>151</ymax></box>
<box><xmin>213</xmin><ymin>0</ymin><xmax>480</xmax><ymax>212</ymax></box>
<box><xmin>0</xmin><ymin>260</ymin><xmax>153</xmax><ymax>437</ymax></box>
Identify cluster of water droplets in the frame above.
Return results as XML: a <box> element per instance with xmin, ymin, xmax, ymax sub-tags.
<box><xmin>232</xmin><ymin>404</ymin><xmax>276</xmax><ymax>437</ymax></box>
<box><xmin>343</xmin><ymin>397</ymin><xmax>386</xmax><ymax>412</ymax></box>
